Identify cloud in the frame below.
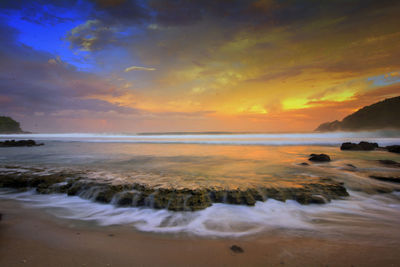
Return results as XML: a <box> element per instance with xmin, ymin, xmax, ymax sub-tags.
<box><xmin>0</xmin><ymin>20</ymin><xmax>141</xmax><ymax>130</ymax></box>
<box><xmin>2</xmin><ymin>0</ymin><xmax>400</xmax><ymax>132</ymax></box>
<box><xmin>66</xmin><ymin>20</ymin><xmax>118</xmax><ymax>51</ymax></box>
<box><xmin>124</xmin><ymin>66</ymin><xmax>156</xmax><ymax>72</ymax></box>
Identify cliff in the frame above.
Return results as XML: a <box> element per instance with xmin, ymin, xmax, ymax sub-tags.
<box><xmin>315</xmin><ymin>96</ymin><xmax>400</xmax><ymax>132</ymax></box>
<box><xmin>0</xmin><ymin>116</ymin><xmax>23</xmax><ymax>133</ymax></box>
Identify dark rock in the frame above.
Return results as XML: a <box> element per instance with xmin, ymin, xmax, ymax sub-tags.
<box><xmin>185</xmin><ymin>190</ymin><xmax>212</xmax><ymax>211</ymax></box>
<box><xmin>386</xmin><ymin>145</ymin><xmax>400</xmax><ymax>153</ymax></box>
<box><xmin>151</xmin><ymin>189</ymin><xmax>172</xmax><ymax>209</ymax></box>
<box><xmin>225</xmin><ymin>190</ymin><xmax>256</xmax><ymax>205</ymax></box>
<box><xmin>0</xmin><ymin>140</ymin><xmax>44</xmax><ymax>147</ymax></box>
<box><xmin>378</xmin><ymin>160</ymin><xmax>400</xmax><ymax>167</ymax></box>
<box><xmin>0</xmin><ymin>174</ymin><xmax>30</xmax><ymax>188</ymax></box>
<box><xmin>369</xmin><ymin>175</ymin><xmax>400</xmax><ymax>183</ymax></box>
<box><xmin>209</xmin><ymin>190</ymin><xmax>226</xmax><ymax>202</ymax></box>
<box><xmin>116</xmin><ymin>191</ymin><xmax>135</xmax><ymax>206</ymax></box>
<box><xmin>94</xmin><ymin>185</ymin><xmax>125</xmax><ymax>203</ymax></box>
<box><xmin>230</xmin><ymin>245</ymin><xmax>244</xmax><ymax>253</ymax></box>
<box><xmin>67</xmin><ymin>182</ymin><xmax>86</xmax><ymax>196</ymax></box>
<box><xmin>346</xmin><ymin>164</ymin><xmax>357</xmax><ymax>168</ymax></box>
<box><xmin>340</xmin><ymin>141</ymin><xmax>378</xmax><ymax>151</ymax></box>
<box><xmin>309</xmin><ymin>154</ymin><xmax>331</xmax><ymax>162</ymax></box>
<box><xmin>309</xmin><ymin>195</ymin><xmax>327</xmax><ymax>204</ymax></box>
<box><xmin>299</xmin><ymin>162</ymin><xmax>309</xmax><ymax>166</ymax></box>
<box><xmin>95</xmin><ymin>189</ymin><xmax>116</xmax><ymax>203</ymax></box>
<box><xmin>166</xmin><ymin>193</ymin><xmax>186</xmax><ymax>211</ymax></box>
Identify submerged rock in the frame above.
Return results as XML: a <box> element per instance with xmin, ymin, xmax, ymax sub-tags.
<box><xmin>369</xmin><ymin>175</ymin><xmax>400</xmax><ymax>184</ymax></box>
<box><xmin>378</xmin><ymin>160</ymin><xmax>400</xmax><ymax>167</ymax></box>
<box><xmin>309</xmin><ymin>154</ymin><xmax>331</xmax><ymax>162</ymax></box>
<box><xmin>0</xmin><ymin>140</ymin><xmax>44</xmax><ymax>147</ymax></box>
<box><xmin>386</xmin><ymin>145</ymin><xmax>400</xmax><ymax>154</ymax></box>
<box><xmin>346</xmin><ymin>163</ymin><xmax>357</xmax><ymax>168</ymax></box>
<box><xmin>340</xmin><ymin>141</ymin><xmax>378</xmax><ymax>151</ymax></box>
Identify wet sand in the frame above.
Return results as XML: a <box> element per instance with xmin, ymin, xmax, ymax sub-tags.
<box><xmin>1</xmin><ymin>199</ymin><xmax>399</xmax><ymax>267</ymax></box>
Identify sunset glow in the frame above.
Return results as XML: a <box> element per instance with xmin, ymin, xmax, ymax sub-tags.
<box><xmin>1</xmin><ymin>0</ymin><xmax>399</xmax><ymax>132</ymax></box>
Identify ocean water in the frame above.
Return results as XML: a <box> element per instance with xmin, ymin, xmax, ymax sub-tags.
<box><xmin>1</xmin><ymin>131</ymin><xmax>400</xmax><ymax>240</ymax></box>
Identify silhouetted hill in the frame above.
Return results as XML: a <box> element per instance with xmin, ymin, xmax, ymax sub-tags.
<box><xmin>315</xmin><ymin>96</ymin><xmax>400</xmax><ymax>132</ymax></box>
<box><xmin>0</xmin><ymin>116</ymin><xmax>23</xmax><ymax>133</ymax></box>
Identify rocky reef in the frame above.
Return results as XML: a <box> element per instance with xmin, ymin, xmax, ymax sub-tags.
<box><xmin>339</xmin><ymin>141</ymin><xmax>400</xmax><ymax>154</ymax></box>
<box><xmin>0</xmin><ymin>166</ymin><xmax>349</xmax><ymax>211</ymax></box>
<box><xmin>340</xmin><ymin>141</ymin><xmax>379</xmax><ymax>151</ymax></box>
<box><xmin>0</xmin><ymin>140</ymin><xmax>44</xmax><ymax>147</ymax></box>
<box><xmin>386</xmin><ymin>145</ymin><xmax>400</xmax><ymax>154</ymax></box>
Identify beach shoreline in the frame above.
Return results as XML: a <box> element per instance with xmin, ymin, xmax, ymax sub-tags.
<box><xmin>1</xmin><ymin>199</ymin><xmax>400</xmax><ymax>267</ymax></box>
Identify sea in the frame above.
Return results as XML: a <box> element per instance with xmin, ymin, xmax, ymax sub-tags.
<box><xmin>1</xmin><ymin>131</ymin><xmax>400</xmax><ymax>242</ymax></box>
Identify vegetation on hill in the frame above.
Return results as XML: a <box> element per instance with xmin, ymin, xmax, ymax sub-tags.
<box><xmin>315</xmin><ymin>96</ymin><xmax>400</xmax><ymax>132</ymax></box>
<box><xmin>0</xmin><ymin>116</ymin><xmax>23</xmax><ymax>133</ymax></box>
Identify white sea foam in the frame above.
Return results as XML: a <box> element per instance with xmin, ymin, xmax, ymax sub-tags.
<box><xmin>1</xmin><ymin>189</ymin><xmax>399</xmax><ymax>238</ymax></box>
<box><xmin>1</xmin><ymin>131</ymin><xmax>400</xmax><ymax>146</ymax></box>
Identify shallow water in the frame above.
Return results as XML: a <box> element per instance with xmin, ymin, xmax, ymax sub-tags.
<box><xmin>1</xmin><ymin>132</ymin><xmax>400</xmax><ymax>239</ymax></box>
<box><xmin>1</xmin><ymin>132</ymin><xmax>400</xmax><ymax>189</ymax></box>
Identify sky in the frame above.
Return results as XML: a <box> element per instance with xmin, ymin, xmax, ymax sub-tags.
<box><xmin>0</xmin><ymin>0</ymin><xmax>399</xmax><ymax>133</ymax></box>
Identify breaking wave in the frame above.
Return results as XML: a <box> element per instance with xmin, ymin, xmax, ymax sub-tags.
<box><xmin>1</xmin><ymin>130</ymin><xmax>400</xmax><ymax>146</ymax></box>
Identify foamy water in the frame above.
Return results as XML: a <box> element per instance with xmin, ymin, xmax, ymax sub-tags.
<box><xmin>1</xmin><ymin>189</ymin><xmax>400</xmax><ymax>241</ymax></box>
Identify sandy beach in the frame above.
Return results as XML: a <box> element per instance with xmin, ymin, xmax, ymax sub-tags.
<box><xmin>1</xmin><ymin>199</ymin><xmax>399</xmax><ymax>267</ymax></box>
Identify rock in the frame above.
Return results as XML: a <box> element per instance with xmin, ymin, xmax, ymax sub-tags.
<box><xmin>0</xmin><ymin>139</ymin><xmax>44</xmax><ymax>147</ymax></box>
<box><xmin>378</xmin><ymin>160</ymin><xmax>400</xmax><ymax>167</ymax></box>
<box><xmin>299</xmin><ymin>162</ymin><xmax>309</xmax><ymax>166</ymax></box>
<box><xmin>0</xmin><ymin>174</ymin><xmax>30</xmax><ymax>188</ymax></box>
<box><xmin>369</xmin><ymin>175</ymin><xmax>400</xmax><ymax>183</ymax></box>
<box><xmin>224</xmin><ymin>190</ymin><xmax>256</xmax><ymax>205</ymax></box>
<box><xmin>386</xmin><ymin>145</ymin><xmax>400</xmax><ymax>153</ymax></box>
<box><xmin>67</xmin><ymin>182</ymin><xmax>86</xmax><ymax>196</ymax></box>
<box><xmin>345</xmin><ymin>164</ymin><xmax>357</xmax><ymax>168</ymax></box>
<box><xmin>340</xmin><ymin>141</ymin><xmax>378</xmax><ymax>151</ymax></box>
<box><xmin>309</xmin><ymin>154</ymin><xmax>331</xmax><ymax>162</ymax></box>
<box><xmin>151</xmin><ymin>189</ymin><xmax>172</xmax><ymax>209</ymax></box>
<box><xmin>230</xmin><ymin>245</ymin><xmax>244</xmax><ymax>253</ymax></box>
<box><xmin>94</xmin><ymin>185</ymin><xmax>125</xmax><ymax>203</ymax></box>
<box><xmin>95</xmin><ymin>189</ymin><xmax>116</xmax><ymax>203</ymax></box>
<box><xmin>116</xmin><ymin>191</ymin><xmax>135</xmax><ymax>206</ymax></box>
<box><xmin>184</xmin><ymin>190</ymin><xmax>212</xmax><ymax>211</ymax></box>
<box><xmin>310</xmin><ymin>195</ymin><xmax>327</xmax><ymax>204</ymax></box>
<box><xmin>166</xmin><ymin>193</ymin><xmax>186</xmax><ymax>211</ymax></box>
